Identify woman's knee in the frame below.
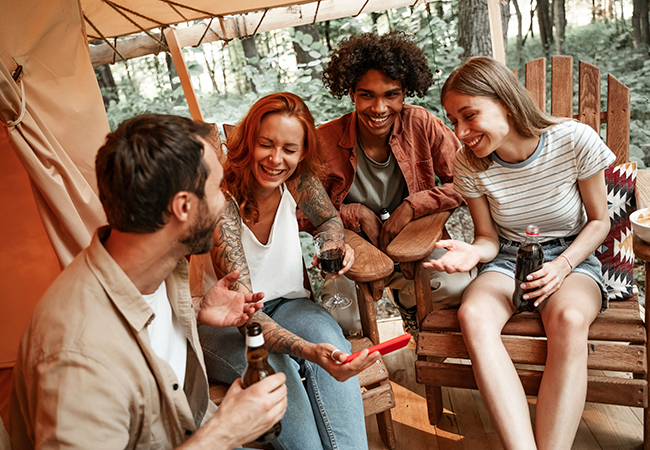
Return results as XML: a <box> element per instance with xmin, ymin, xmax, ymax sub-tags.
<box><xmin>544</xmin><ymin>306</ymin><xmax>592</xmax><ymax>340</ymax></box>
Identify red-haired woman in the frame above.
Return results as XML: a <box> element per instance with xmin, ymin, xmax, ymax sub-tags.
<box><xmin>192</xmin><ymin>92</ymin><xmax>376</xmax><ymax>450</ymax></box>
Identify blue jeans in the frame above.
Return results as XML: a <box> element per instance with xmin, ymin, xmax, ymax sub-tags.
<box><xmin>199</xmin><ymin>297</ymin><xmax>368</xmax><ymax>450</ymax></box>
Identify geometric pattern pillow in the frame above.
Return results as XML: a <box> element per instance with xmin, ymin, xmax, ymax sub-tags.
<box><xmin>595</xmin><ymin>162</ymin><xmax>637</xmax><ymax>301</ymax></box>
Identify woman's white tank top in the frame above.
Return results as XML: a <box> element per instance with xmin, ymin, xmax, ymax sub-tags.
<box><xmin>241</xmin><ymin>184</ymin><xmax>310</xmax><ymax>302</ymax></box>
<box><xmin>189</xmin><ymin>184</ymin><xmax>310</xmax><ymax>301</ymax></box>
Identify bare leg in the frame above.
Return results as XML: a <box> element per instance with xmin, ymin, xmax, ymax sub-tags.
<box><xmin>535</xmin><ymin>273</ymin><xmax>601</xmax><ymax>450</ymax></box>
<box><xmin>458</xmin><ymin>272</ymin><xmax>537</xmax><ymax>450</ymax></box>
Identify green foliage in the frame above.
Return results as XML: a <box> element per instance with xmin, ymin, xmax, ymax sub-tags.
<box><xmin>104</xmin><ymin>9</ymin><xmax>649</xmax><ymax>166</ymax></box>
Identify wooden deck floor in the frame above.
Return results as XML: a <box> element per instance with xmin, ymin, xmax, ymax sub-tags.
<box><xmin>365</xmin><ymin>318</ymin><xmax>645</xmax><ymax>450</ymax></box>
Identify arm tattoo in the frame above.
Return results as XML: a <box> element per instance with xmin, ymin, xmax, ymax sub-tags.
<box><xmin>211</xmin><ymin>198</ymin><xmax>253</xmax><ymax>293</ymax></box>
<box><xmin>252</xmin><ymin>310</ymin><xmax>310</xmax><ymax>356</ymax></box>
<box><xmin>291</xmin><ymin>172</ymin><xmax>344</xmax><ymax>235</ymax></box>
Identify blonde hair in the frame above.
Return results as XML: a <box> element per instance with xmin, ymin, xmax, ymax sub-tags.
<box><xmin>441</xmin><ymin>57</ymin><xmax>566</xmax><ymax>171</ymax></box>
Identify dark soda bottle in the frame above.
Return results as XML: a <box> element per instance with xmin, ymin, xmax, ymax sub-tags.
<box><xmin>512</xmin><ymin>225</ymin><xmax>544</xmax><ymax>312</ymax></box>
<box><xmin>241</xmin><ymin>322</ymin><xmax>282</xmax><ymax>443</ymax></box>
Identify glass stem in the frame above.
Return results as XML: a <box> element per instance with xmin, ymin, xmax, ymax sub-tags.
<box><xmin>333</xmin><ymin>278</ymin><xmax>340</xmax><ymax>299</ymax></box>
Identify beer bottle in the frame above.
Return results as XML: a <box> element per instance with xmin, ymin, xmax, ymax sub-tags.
<box><xmin>379</xmin><ymin>208</ymin><xmax>401</xmax><ymax>273</ymax></box>
<box><xmin>241</xmin><ymin>322</ymin><xmax>282</xmax><ymax>443</ymax></box>
<box><xmin>512</xmin><ymin>225</ymin><xmax>544</xmax><ymax>312</ymax></box>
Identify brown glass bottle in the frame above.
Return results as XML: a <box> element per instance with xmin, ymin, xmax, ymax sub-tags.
<box><xmin>241</xmin><ymin>322</ymin><xmax>282</xmax><ymax>443</ymax></box>
<box><xmin>512</xmin><ymin>225</ymin><xmax>544</xmax><ymax>312</ymax></box>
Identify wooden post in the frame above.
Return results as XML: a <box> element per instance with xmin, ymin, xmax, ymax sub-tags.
<box><xmin>163</xmin><ymin>27</ymin><xmax>203</xmax><ymax>122</ymax></box>
<box><xmin>487</xmin><ymin>0</ymin><xmax>506</xmax><ymax>64</ymax></box>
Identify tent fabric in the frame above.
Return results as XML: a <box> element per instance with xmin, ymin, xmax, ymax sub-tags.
<box><xmin>0</xmin><ymin>0</ymin><xmax>109</xmax><ymax>268</ymax></box>
<box><xmin>82</xmin><ymin>0</ymin><xmax>314</xmax><ymax>40</ymax></box>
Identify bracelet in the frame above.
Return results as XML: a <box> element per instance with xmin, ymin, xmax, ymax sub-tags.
<box><xmin>559</xmin><ymin>254</ymin><xmax>573</xmax><ymax>271</ymax></box>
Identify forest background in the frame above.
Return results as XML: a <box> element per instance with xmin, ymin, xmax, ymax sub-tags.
<box><xmin>95</xmin><ymin>0</ymin><xmax>650</xmax><ymax>168</ymax></box>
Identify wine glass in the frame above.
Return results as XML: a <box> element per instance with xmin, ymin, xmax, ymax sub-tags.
<box><xmin>313</xmin><ymin>230</ymin><xmax>353</xmax><ymax>310</ymax></box>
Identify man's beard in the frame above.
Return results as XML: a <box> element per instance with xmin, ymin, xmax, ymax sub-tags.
<box><xmin>179</xmin><ymin>199</ymin><xmax>218</xmax><ymax>255</ymax></box>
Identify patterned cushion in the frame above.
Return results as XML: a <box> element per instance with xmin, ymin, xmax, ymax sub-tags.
<box><xmin>596</xmin><ymin>162</ymin><xmax>637</xmax><ymax>301</ymax></box>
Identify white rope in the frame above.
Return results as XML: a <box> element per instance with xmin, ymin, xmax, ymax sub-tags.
<box><xmin>7</xmin><ymin>78</ymin><xmax>26</xmax><ymax>128</ymax></box>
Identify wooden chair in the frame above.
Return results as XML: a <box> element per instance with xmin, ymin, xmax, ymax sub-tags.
<box><xmin>412</xmin><ymin>55</ymin><xmax>650</xmax><ymax>447</ymax></box>
<box><xmin>208</xmin><ymin>125</ymin><xmax>398</xmax><ymax>450</ymax></box>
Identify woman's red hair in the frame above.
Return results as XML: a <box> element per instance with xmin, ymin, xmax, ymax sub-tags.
<box><xmin>224</xmin><ymin>92</ymin><xmax>324</xmax><ymax>224</ymax></box>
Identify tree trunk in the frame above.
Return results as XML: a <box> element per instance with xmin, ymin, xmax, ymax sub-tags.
<box><xmin>292</xmin><ymin>24</ymin><xmax>321</xmax><ymax>80</ymax></box>
<box><xmin>554</xmin><ymin>0</ymin><xmax>566</xmax><ymax>55</ymax></box>
<box><xmin>538</xmin><ymin>0</ymin><xmax>554</xmax><ymax>57</ymax></box>
<box><xmin>94</xmin><ymin>64</ymin><xmax>119</xmax><ymax>108</ymax></box>
<box><xmin>324</xmin><ymin>21</ymin><xmax>332</xmax><ymax>51</ymax></box>
<box><xmin>165</xmin><ymin>52</ymin><xmax>182</xmax><ymax>103</ymax></box>
<box><xmin>501</xmin><ymin>0</ymin><xmax>510</xmax><ymax>57</ymax></box>
<box><xmin>458</xmin><ymin>0</ymin><xmax>493</xmax><ymax>59</ymax></box>
<box><xmin>512</xmin><ymin>0</ymin><xmax>524</xmax><ymax>72</ymax></box>
<box><xmin>633</xmin><ymin>0</ymin><xmax>650</xmax><ymax>49</ymax></box>
<box><xmin>241</xmin><ymin>36</ymin><xmax>261</xmax><ymax>93</ymax></box>
<box><xmin>202</xmin><ymin>46</ymin><xmax>220</xmax><ymax>93</ymax></box>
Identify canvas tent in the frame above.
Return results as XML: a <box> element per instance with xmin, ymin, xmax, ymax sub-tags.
<box><xmin>0</xmin><ymin>0</ymin><xmax>506</xmax><ymax>424</ymax></box>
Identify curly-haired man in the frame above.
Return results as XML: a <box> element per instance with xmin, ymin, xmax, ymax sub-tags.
<box><xmin>315</xmin><ymin>31</ymin><xmax>475</xmax><ymax>335</ymax></box>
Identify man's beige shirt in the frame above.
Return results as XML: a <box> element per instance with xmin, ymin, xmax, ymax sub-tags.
<box><xmin>10</xmin><ymin>227</ymin><xmax>217</xmax><ymax>449</ymax></box>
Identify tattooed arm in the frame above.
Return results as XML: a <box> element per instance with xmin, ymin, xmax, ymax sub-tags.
<box><xmin>288</xmin><ymin>171</ymin><xmax>343</xmax><ymax>235</ymax></box>
<box><xmin>288</xmin><ymin>172</ymin><xmax>355</xmax><ymax>277</ymax></box>
<box><xmin>210</xmin><ymin>198</ymin><xmax>253</xmax><ymax>292</ymax></box>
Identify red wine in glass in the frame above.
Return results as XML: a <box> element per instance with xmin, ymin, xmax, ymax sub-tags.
<box><xmin>319</xmin><ymin>248</ymin><xmax>344</xmax><ymax>274</ymax></box>
<box><xmin>313</xmin><ymin>231</ymin><xmax>353</xmax><ymax>311</ymax></box>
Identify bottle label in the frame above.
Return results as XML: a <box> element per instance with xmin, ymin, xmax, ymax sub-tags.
<box><xmin>246</xmin><ymin>334</ymin><xmax>265</xmax><ymax>347</ymax></box>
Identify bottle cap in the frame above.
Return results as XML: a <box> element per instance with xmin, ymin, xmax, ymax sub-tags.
<box><xmin>526</xmin><ymin>224</ymin><xmax>539</xmax><ymax>236</ymax></box>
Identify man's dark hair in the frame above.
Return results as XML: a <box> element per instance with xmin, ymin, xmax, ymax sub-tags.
<box><xmin>96</xmin><ymin>114</ymin><xmax>212</xmax><ymax>233</ymax></box>
<box><xmin>322</xmin><ymin>31</ymin><xmax>433</xmax><ymax>99</ymax></box>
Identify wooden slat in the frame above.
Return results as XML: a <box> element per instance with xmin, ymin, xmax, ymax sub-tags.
<box><xmin>578</xmin><ymin>60</ymin><xmax>601</xmax><ymax>132</ymax></box>
<box><xmin>525</xmin><ymin>57</ymin><xmax>547</xmax><ymax>113</ymax></box>
<box><xmin>550</xmin><ymin>55</ymin><xmax>574</xmax><ymax>118</ymax></box>
<box><xmin>635</xmin><ymin>170</ymin><xmax>650</xmax><ymax>210</ymax></box>
<box><xmin>349</xmin><ymin>337</ymin><xmax>391</xmax><ymax>386</ymax></box>
<box><xmin>361</xmin><ymin>382</ymin><xmax>395</xmax><ymax>417</ymax></box>
<box><xmin>385</xmin><ymin>211</ymin><xmax>451</xmax><ymax>262</ymax></box>
<box><xmin>417</xmin><ymin>333</ymin><xmax>646</xmax><ymax>373</ymax></box>
<box><xmin>416</xmin><ymin>361</ymin><xmax>648</xmax><ymax>407</ymax></box>
<box><xmin>421</xmin><ymin>307</ymin><xmax>646</xmax><ymax>344</ymax></box>
<box><xmin>606</xmin><ymin>73</ymin><xmax>631</xmax><ymax>166</ymax></box>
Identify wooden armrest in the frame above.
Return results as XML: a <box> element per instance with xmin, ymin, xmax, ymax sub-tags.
<box><xmin>345</xmin><ymin>230</ymin><xmax>393</xmax><ymax>282</ymax></box>
<box><xmin>385</xmin><ymin>211</ymin><xmax>452</xmax><ymax>262</ymax></box>
<box><xmin>633</xmin><ymin>233</ymin><xmax>650</xmax><ymax>261</ymax></box>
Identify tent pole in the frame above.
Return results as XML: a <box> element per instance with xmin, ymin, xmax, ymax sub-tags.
<box><xmin>487</xmin><ymin>0</ymin><xmax>505</xmax><ymax>64</ymax></box>
<box><xmin>163</xmin><ymin>27</ymin><xmax>204</xmax><ymax>122</ymax></box>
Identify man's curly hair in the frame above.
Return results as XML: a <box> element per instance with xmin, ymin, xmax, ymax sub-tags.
<box><xmin>322</xmin><ymin>31</ymin><xmax>433</xmax><ymax>99</ymax></box>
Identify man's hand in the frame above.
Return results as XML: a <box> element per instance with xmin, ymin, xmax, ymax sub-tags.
<box><xmin>358</xmin><ymin>205</ymin><xmax>382</xmax><ymax>247</ymax></box>
<box><xmin>379</xmin><ymin>201</ymin><xmax>414</xmax><ymax>251</ymax></box>
<box><xmin>196</xmin><ymin>270</ymin><xmax>264</xmax><ymax>327</ymax></box>
<box><xmin>182</xmin><ymin>375</ymin><xmax>287</xmax><ymax>449</ymax></box>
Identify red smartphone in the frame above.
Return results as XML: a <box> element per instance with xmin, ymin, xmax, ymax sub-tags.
<box><xmin>344</xmin><ymin>333</ymin><xmax>412</xmax><ymax>363</ymax></box>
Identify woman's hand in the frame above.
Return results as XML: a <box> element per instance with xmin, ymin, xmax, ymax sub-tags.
<box><xmin>519</xmin><ymin>256</ymin><xmax>573</xmax><ymax>307</ymax></box>
<box><xmin>423</xmin><ymin>239</ymin><xmax>480</xmax><ymax>273</ymax></box>
<box><xmin>310</xmin><ymin>243</ymin><xmax>354</xmax><ymax>280</ymax></box>
<box><xmin>308</xmin><ymin>343</ymin><xmax>379</xmax><ymax>382</ymax></box>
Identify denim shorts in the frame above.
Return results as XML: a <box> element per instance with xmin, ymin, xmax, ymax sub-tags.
<box><xmin>479</xmin><ymin>235</ymin><xmax>608</xmax><ymax>312</ymax></box>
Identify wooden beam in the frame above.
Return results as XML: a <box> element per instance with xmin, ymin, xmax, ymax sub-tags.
<box><xmin>163</xmin><ymin>27</ymin><xmax>203</xmax><ymax>121</ymax></box>
<box><xmin>486</xmin><ymin>0</ymin><xmax>505</xmax><ymax>63</ymax></box>
<box><xmin>90</xmin><ymin>0</ymin><xmax>426</xmax><ymax>66</ymax></box>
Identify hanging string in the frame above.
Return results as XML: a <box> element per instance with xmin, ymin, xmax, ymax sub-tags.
<box><xmin>194</xmin><ymin>17</ymin><xmax>214</xmax><ymax>47</ymax></box>
<box><xmin>252</xmin><ymin>8</ymin><xmax>269</xmax><ymax>35</ymax></box>
<box><xmin>312</xmin><ymin>1</ymin><xmax>321</xmax><ymax>24</ymax></box>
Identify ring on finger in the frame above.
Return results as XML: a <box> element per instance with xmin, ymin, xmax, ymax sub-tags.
<box><xmin>331</xmin><ymin>349</ymin><xmax>341</xmax><ymax>361</ymax></box>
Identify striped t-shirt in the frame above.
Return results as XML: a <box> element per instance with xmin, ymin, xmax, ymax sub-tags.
<box><xmin>454</xmin><ymin>121</ymin><xmax>616</xmax><ymax>242</ymax></box>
